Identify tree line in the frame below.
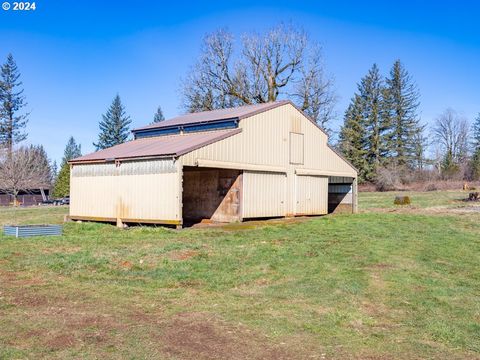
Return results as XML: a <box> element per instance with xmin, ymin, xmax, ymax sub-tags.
<box><xmin>2</xmin><ymin>23</ymin><xmax>480</xmax><ymax>202</ymax></box>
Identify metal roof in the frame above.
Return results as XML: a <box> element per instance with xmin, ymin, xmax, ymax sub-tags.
<box><xmin>133</xmin><ymin>101</ymin><xmax>290</xmax><ymax>132</ymax></box>
<box><xmin>70</xmin><ymin>129</ymin><xmax>242</xmax><ymax>164</ymax></box>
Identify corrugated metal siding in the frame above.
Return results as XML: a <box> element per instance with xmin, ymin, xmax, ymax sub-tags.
<box><xmin>70</xmin><ymin>159</ymin><xmax>180</xmax><ymax>221</ymax></box>
<box><xmin>296</xmin><ymin>175</ymin><xmax>328</xmax><ymax>215</ymax></box>
<box><xmin>242</xmin><ymin>171</ymin><xmax>286</xmax><ymax>218</ymax></box>
<box><xmin>290</xmin><ymin>132</ymin><xmax>304</xmax><ymax>164</ymax></box>
<box><xmin>180</xmin><ymin>104</ymin><xmax>355</xmax><ymax>217</ymax></box>
<box><xmin>4</xmin><ymin>225</ymin><xmax>62</xmax><ymax>238</ymax></box>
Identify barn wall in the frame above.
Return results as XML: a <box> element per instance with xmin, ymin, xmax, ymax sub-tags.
<box><xmin>242</xmin><ymin>171</ymin><xmax>286</xmax><ymax>218</ymax></box>
<box><xmin>180</xmin><ymin>103</ymin><xmax>356</xmax><ymax>218</ymax></box>
<box><xmin>70</xmin><ymin>159</ymin><xmax>181</xmax><ymax>223</ymax></box>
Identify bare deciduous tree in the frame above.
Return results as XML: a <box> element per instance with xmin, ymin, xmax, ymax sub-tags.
<box><xmin>181</xmin><ymin>24</ymin><xmax>337</xmax><ymax>130</ymax></box>
<box><xmin>0</xmin><ymin>146</ymin><xmax>51</xmax><ymax>205</ymax></box>
<box><xmin>432</xmin><ymin>108</ymin><xmax>469</xmax><ymax>163</ymax></box>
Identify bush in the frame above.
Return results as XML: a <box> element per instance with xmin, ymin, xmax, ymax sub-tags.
<box><xmin>394</xmin><ymin>196</ymin><xmax>411</xmax><ymax>205</ymax></box>
<box><xmin>425</xmin><ymin>183</ymin><xmax>437</xmax><ymax>191</ymax></box>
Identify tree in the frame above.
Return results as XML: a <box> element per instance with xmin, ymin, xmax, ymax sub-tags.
<box><xmin>0</xmin><ymin>145</ymin><xmax>52</xmax><ymax>205</ymax></box>
<box><xmin>181</xmin><ymin>24</ymin><xmax>337</xmax><ymax>129</ymax></box>
<box><xmin>384</xmin><ymin>60</ymin><xmax>422</xmax><ymax>168</ymax></box>
<box><xmin>470</xmin><ymin>113</ymin><xmax>480</xmax><ymax>179</ymax></box>
<box><xmin>52</xmin><ymin>163</ymin><xmax>70</xmax><ymax>198</ymax></box>
<box><xmin>153</xmin><ymin>106</ymin><xmax>165</xmax><ymax>123</ymax></box>
<box><xmin>292</xmin><ymin>48</ymin><xmax>336</xmax><ymax>132</ymax></box>
<box><xmin>94</xmin><ymin>95</ymin><xmax>131</xmax><ymax>150</ymax></box>
<box><xmin>339</xmin><ymin>95</ymin><xmax>368</xmax><ymax>181</ymax></box>
<box><xmin>62</xmin><ymin>136</ymin><xmax>81</xmax><ymax>165</ymax></box>
<box><xmin>0</xmin><ymin>54</ymin><xmax>28</xmax><ymax>152</ymax></box>
<box><xmin>340</xmin><ymin>64</ymin><xmax>389</xmax><ymax>182</ymax></box>
<box><xmin>432</xmin><ymin>108</ymin><xmax>469</xmax><ymax>177</ymax></box>
<box><xmin>53</xmin><ymin>137</ymin><xmax>82</xmax><ymax>197</ymax></box>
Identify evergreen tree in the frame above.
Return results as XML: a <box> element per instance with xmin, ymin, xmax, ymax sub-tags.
<box><xmin>340</xmin><ymin>64</ymin><xmax>389</xmax><ymax>182</ymax></box>
<box><xmin>361</xmin><ymin>64</ymin><xmax>389</xmax><ymax>179</ymax></box>
<box><xmin>153</xmin><ymin>106</ymin><xmax>165</xmax><ymax>123</ymax></box>
<box><xmin>52</xmin><ymin>163</ymin><xmax>70</xmax><ymax>198</ymax></box>
<box><xmin>339</xmin><ymin>95</ymin><xmax>369</xmax><ymax>181</ymax></box>
<box><xmin>51</xmin><ymin>160</ymin><xmax>58</xmax><ymax>179</ymax></box>
<box><xmin>0</xmin><ymin>54</ymin><xmax>28</xmax><ymax>152</ymax></box>
<box><xmin>93</xmin><ymin>95</ymin><xmax>131</xmax><ymax>150</ymax></box>
<box><xmin>53</xmin><ymin>137</ymin><xmax>82</xmax><ymax>197</ymax></box>
<box><xmin>384</xmin><ymin>60</ymin><xmax>422</xmax><ymax>168</ymax></box>
<box><xmin>470</xmin><ymin>113</ymin><xmax>480</xmax><ymax>180</ymax></box>
<box><xmin>62</xmin><ymin>136</ymin><xmax>82</xmax><ymax>165</ymax></box>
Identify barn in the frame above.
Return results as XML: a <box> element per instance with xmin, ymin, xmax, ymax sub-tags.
<box><xmin>69</xmin><ymin>101</ymin><xmax>357</xmax><ymax>227</ymax></box>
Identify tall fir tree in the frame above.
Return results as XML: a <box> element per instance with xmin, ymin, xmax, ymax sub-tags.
<box><xmin>153</xmin><ymin>106</ymin><xmax>165</xmax><ymax>123</ymax></box>
<box><xmin>339</xmin><ymin>95</ymin><xmax>369</xmax><ymax>181</ymax></box>
<box><xmin>0</xmin><ymin>54</ymin><xmax>28</xmax><ymax>152</ymax></box>
<box><xmin>62</xmin><ymin>136</ymin><xmax>82</xmax><ymax>165</ymax></box>
<box><xmin>94</xmin><ymin>95</ymin><xmax>131</xmax><ymax>150</ymax></box>
<box><xmin>384</xmin><ymin>60</ymin><xmax>422</xmax><ymax>168</ymax></box>
<box><xmin>340</xmin><ymin>64</ymin><xmax>389</xmax><ymax>182</ymax></box>
<box><xmin>53</xmin><ymin>137</ymin><xmax>83</xmax><ymax>198</ymax></box>
<box><xmin>470</xmin><ymin>113</ymin><xmax>480</xmax><ymax>180</ymax></box>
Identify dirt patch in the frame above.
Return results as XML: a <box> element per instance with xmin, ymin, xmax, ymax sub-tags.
<box><xmin>167</xmin><ymin>249</ymin><xmax>199</xmax><ymax>261</ymax></box>
<box><xmin>45</xmin><ymin>333</ymin><xmax>76</xmax><ymax>350</ymax></box>
<box><xmin>161</xmin><ymin>312</ymin><xmax>305</xmax><ymax>360</ymax></box>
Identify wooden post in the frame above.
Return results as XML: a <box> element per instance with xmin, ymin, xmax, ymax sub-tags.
<box><xmin>116</xmin><ymin>217</ymin><xmax>124</xmax><ymax>228</ymax></box>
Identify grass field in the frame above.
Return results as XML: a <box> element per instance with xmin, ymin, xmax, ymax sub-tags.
<box><xmin>0</xmin><ymin>192</ymin><xmax>479</xmax><ymax>359</ymax></box>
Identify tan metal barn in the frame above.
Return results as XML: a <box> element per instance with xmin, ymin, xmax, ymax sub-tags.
<box><xmin>69</xmin><ymin>101</ymin><xmax>357</xmax><ymax>227</ymax></box>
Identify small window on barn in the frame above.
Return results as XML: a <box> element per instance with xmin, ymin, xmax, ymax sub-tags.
<box><xmin>290</xmin><ymin>132</ymin><xmax>304</xmax><ymax>164</ymax></box>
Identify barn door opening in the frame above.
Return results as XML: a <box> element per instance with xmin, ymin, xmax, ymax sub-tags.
<box><xmin>182</xmin><ymin>167</ymin><xmax>242</xmax><ymax>225</ymax></box>
<box><xmin>328</xmin><ymin>176</ymin><xmax>354</xmax><ymax>213</ymax></box>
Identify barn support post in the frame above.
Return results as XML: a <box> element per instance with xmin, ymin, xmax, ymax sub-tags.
<box><xmin>352</xmin><ymin>177</ymin><xmax>358</xmax><ymax>213</ymax></box>
<box><xmin>116</xmin><ymin>217</ymin><xmax>124</xmax><ymax>228</ymax></box>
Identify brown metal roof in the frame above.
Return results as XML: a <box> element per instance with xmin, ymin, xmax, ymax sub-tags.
<box><xmin>70</xmin><ymin>129</ymin><xmax>242</xmax><ymax>164</ymax></box>
<box><xmin>133</xmin><ymin>100</ymin><xmax>290</xmax><ymax>132</ymax></box>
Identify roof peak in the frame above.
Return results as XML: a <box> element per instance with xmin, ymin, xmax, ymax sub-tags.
<box><xmin>133</xmin><ymin>100</ymin><xmax>292</xmax><ymax>133</ymax></box>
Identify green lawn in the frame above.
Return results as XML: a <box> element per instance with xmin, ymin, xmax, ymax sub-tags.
<box><xmin>0</xmin><ymin>193</ymin><xmax>479</xmax><ymax>359</ymax></box>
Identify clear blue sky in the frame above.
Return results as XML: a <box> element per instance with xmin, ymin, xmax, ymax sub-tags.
<box><xmin>1</xmin><ymin>0</ymin><xmax>479</xmax><ymax>163</ymax></box>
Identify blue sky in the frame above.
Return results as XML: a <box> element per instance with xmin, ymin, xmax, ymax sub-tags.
<box><xmin>1</xmin><ymin>0</ymin><xmax>479</xmax><ymax>163</ymax></box>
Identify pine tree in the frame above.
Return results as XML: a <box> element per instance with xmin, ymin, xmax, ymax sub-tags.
<box><xmin>384</xmin><ymin>60</ymin><xmax>422</xmax><ymax>168</ymax></box>
<box><xmin>339</xmin><ymin>95</ymin><xmax>369</xmax><ymax>181</ymax></box>
<box><xmin>153</xmin><ymin>106</ymin><xmax>165</xmax><ymax>123</ymax></box>
<box><xmin>53</xmin><ymin>137</ymin><xmax>82</xmax><ymax>197</ymax></box>
<box><xmin>52</xmin><ymin>163</ymin><xmax>70</xmax><ymax>198</ymax></box>
<box><xmin>51</xmin><ymin>160</ymin><xmax>58</xmax><ymax>179</ymax></box>
<box><xmin>93</xmin><ymin>95</ymin><xmax>131</xmax><ymax>150</ymax></box>
<box><xmin>62</xmin><ymin>136</ymin><xmax>81</xmax><ymax>165</ymax></box>
<box><xmin>0</xmin><ymin>54</ymin><xmax>28</xmax><ymax>152</ymax></box>
<box><xmin>470</xmin><ymin>114</ymin><xmax>480</xmax><ymax>180</ymax></box>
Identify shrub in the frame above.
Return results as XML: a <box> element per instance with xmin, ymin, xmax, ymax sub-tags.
<box><xmin>394</xmin><ymin>196</ymin><xmax>411</xmax><ymax>205</ymax></box>
<box><xmin>425</xmin><ymin>183</ymin><xmax>437</xmax><ymax>192</ymax></box>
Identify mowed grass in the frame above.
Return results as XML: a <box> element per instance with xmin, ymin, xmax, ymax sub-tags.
<box><xmin>0</xmin><ymin>193</ymin><xmax>479</xmax><ymax>359</ymax></box>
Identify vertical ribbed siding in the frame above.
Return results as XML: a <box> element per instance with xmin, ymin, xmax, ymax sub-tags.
<box><xmin>179</xmin><ymin>103</ymin><xmax>356</xmax><ymax>219</ymax></box>
<box><xmin>70</xmin><ymin>159</ymin><xmax>180</xmax><ymax>221</ymax></box>
<box><xmin>242</xmin><ymin>171</ymin><xmax>286</xmax><ymax>218</ymax></box>
<box><xmin>295</xmin><ymin>175</ymin><xmax>328</xmax><ymax>215</ymax></box>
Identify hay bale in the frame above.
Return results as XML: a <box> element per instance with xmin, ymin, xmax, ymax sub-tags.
<box><xmin>394</xmin><ymin>196</ymin><xmax>411</xmax><ymax>205</ymax></box>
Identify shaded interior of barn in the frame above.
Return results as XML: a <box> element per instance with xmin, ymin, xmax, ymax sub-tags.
<box><xmin>182</xmin><ymin>167</ymin><xmax>242</xmax><ymax>225</ymax></box>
